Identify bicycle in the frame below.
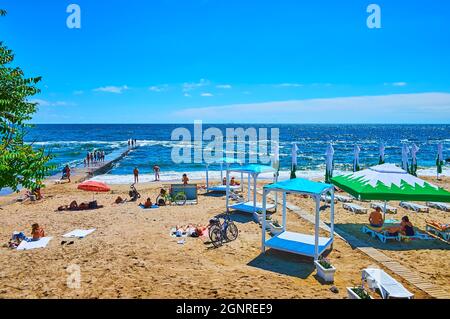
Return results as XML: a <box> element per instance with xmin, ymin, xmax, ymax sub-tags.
<box><xmin>156</xmin><ymin>188</ymin><xmax>187</xmax><ymax>206</ymax></box>
<box><xmin>208</xmin><ymin>214</ymin><xmax>239</xmax><ymax>248</ymax></box>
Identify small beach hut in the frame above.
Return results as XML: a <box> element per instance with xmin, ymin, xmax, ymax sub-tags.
<box><xmin>325</xmin><ymin>143</ymin><xmax>334</xmax><ymax>183</ymax></box>
<box><xmin>331</xmin><ymin>163</ymin><xmax>450</xmax><ymax>218</ymax></box>
<box><xmin>290</xmin><ymin>143</ymin><xmax>298</xmax><ymax>179</ymax></box>
<box><xmin>261</xmin><ymin>178</ymin><xmax>335</xmax><ymax>261</ymax></box>
<box><xmin>205</xmin><ymin>157</ymin><xmax>242</xmax><ymax>192</ymax></box>
<box><xmin>353</xmin><ymin>145</ymin><xmax>361</xmax><ymax>172</ymax></box>
<box><xmin>226</xmin><ymin>164</ymin><xmax>277</xmax><ymax>214</ymax></box>
<box><xmin>379</xmin><ymin>143</ymin><xmax>385</xmax><ymax>164</ymax></box>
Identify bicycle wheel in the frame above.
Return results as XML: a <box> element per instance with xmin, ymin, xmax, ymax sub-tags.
<box><xmin>225</xmin><ymin>222</ymin><xmax>239</xmax><ymax>241</ymax></box>
<box><xmin>209</xmin><ymin>227</ymin><xmax>223</xmax><ymax>248</ymax></box>
<box><xmin>174</xmin><ymin>192</ymin><xmax>187</xmax><ymax>206</ymax></box>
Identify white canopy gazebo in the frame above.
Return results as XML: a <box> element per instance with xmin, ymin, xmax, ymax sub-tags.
<box><xmin>226</xmin><ymin>164</ymin><xmax>277</xmax><ymax>214</ymax></box>
<box><xmin>205</xmin><ymin>157</ymin><xmax>243</xmax><ymax>193</ymax></box>
<box><xmin>261</xmin><ymin>178</ymin><xmax>335</xmax><ymax>261</ymax></box>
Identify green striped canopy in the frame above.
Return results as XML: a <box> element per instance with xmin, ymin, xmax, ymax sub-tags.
<box><xmin>331</xmin><ymin>163</ymin><xmax>450</xmax><ymax>202</ymax></box>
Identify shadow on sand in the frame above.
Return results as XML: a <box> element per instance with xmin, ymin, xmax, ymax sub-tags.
<box><xmin>335</xmin><ymin>223</ymin><xmax>450</xmax><ymax>251</ymax></box>
<box><xmin>247</xmin><ymin>249</ymin><xmax>316</xmax><ymax>279</ymax></box>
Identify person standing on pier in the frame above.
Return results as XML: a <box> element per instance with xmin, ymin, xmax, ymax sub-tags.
<box><xmin>133</xmin><ymin>167</ymin><xmax>139</xmax><ymax>184</ymax></box>
<box><xmin>153</xmin><ymin>165</ymin><xmax>160</xmax><ymax>181</ymax></box>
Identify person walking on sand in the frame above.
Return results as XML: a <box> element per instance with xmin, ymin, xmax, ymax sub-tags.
<box><xmin>153</xmin><ymin>165</ymin><xmax>160</xmax><ymax>181</ymax></box>
<box><xmin>133</xmin><ymin>167</ymin><xmax>139</xmax><ymax>184</ymax></box>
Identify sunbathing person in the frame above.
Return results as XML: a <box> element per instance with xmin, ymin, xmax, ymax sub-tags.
<box><xmin>114</xmin><ymin>196</ymin><xmax>127</xmax><ymax>204</ymax></box>
<box><xmin>31</xmin><ymin>223</ymin><xmax>45</xmax><ymax>241</ymax></box>
<box><xmin>140</xmin><ymin>198</ymin><xmax>153</xmax><ymax>208</ymax></box>
<box><xmin>58</xmin><ymin>200</ymin><xmax>102</xmax><ymax>211</ymax></box>
<box><xmin>369</xmin><ymin>207</ymin><xmax>384</xmax><ymax>227</ymax></box>
<box><xmin>386</xmin><ymin>216</ymin><xmax>415</xmax><ymax>236</ymax></box>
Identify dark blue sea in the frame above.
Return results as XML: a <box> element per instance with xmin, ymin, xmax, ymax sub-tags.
<box><xmin>18</xmin><ymin>124</ymin><xmax>449</xmax><ymax>185</ymax></box>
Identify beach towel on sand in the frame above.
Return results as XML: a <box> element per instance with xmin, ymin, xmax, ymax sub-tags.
<box><xmin>139</xmin><ymin>204</ymin><xmax>159</xmax><ymax>209</ymax></box>
<box><xmin>62</xmin><ymin>229</ymin><xmax>96</xmax><ymax>238</ymax></box>
<box><xmin>17</xmin><ymin>237</ymin><xmax>53</xmax><ymax>251</ymax></box>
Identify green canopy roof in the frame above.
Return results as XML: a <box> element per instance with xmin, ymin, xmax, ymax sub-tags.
<box><xmin>331</xmin><ymin>163</ymin><xmax>450</xmax><ymax>202</ymax></box>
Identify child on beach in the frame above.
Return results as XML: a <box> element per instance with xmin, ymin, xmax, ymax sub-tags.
<box><xmin>140</xmin><ymin>197</ymin><xmax>153</xmax><ymax>209</ymax></box>
<box><xmin>133</xmin><ymin>167</ymin><xmax>139</xmax><ymax>184</ymax></box>
<box><xmin>182</xmin><ymin>173</ymin><xmax>189</xmax><ymax>185</ymax></box>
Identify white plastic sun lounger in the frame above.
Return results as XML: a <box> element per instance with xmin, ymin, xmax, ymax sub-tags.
<box><xmin>208</xmin><ymin>184</ymin><xmax>240</xmax><ymax>192</ymax></box>
<box><xmin>343</xmin><ymin>203</ymin><xmax>368</xmax><ymax>214</ymax></box>
<box><xmin>320</xmin><ymin>195</ymin><xmax>337</xmax><ymax>204</ymax></box>
<box><xmin>399</xmin><ymin>202</ymin><xmax>429</xmax><ymax>213</ymax></box>
<box><xmin>426</xmin><ymin>202</ymin><xmax>450</xmax><ymax>212</ymax></box>
<box><xmin>62</xmin><ymin>229</ymin><xmax>96</xmax><ymax>238</ymax></box>
<box><xmin>17</xmin><ymin>237</ymin><xmax>53</xmax><ymax>251</ymax></box>
<box><xmin>362</xmin><ymin>268</ymin><xmax>414</xmax><ymax>299</ymax></box>
<box><xmin>370</xmin><ymin>202</ymin><xmax>397</xmax><ymax>214</ymax></box>
<box><xmin>334</xmin><ymin>194</ymin><xmax>353</xmax><ymax>203</ymax></box>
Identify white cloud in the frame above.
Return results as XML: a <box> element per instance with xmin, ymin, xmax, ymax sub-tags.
<box><xmin>274</xmin><ymin>83</ymin><xmax>304</xmax><ymax>88</ymax></box>
<box><xmin>216</xmin><ymin>84</ymin><xmax>232</xmax><ymax>89</ymax></box>
<box><xmin>30</xmin><ymin>99</ymin><xmax>75</xmax><ymax>107</ymax></box>
<box><xmin>93</xmin><ymin>85</ymin><xmax>129</xmax><ymax>94</ymax></box>
<box><xmin>182</xmin><ymin>79</ymin><xmax>210</xmax><ymax>92</ymax></box>
<box><xmin>385</xmin><ymin>82</ymin><xmax>407</xmax><ymax>87</ymax></box>
<box><xmin>200</xmin><ymin>92</ymin><xmax>214</xmax><ymax>97</ymax></box>
<box><xmin>184</xmin><ymin>93</ymin><xmax>191</xmax><ymax>97</ymax></box>
<box><xmin>172</xmin><ymin>92</ymin><xmax>450</xmax><ymax>123</ymax></box>
<box><xmin>149</xmin><ymin>84</ymin><xmax>169</xmax><ymax>92</ymax></box>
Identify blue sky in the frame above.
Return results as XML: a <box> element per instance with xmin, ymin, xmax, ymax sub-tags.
<box><xmin>1</xmin><ymin>0</ymin><xmax>450</xmax><ymax>123</ymax></box>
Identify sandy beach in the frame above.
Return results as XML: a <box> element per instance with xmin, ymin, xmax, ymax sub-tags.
<box><xmin>0</xmin><ymin>172</ymin><xmax>448</xmax><ymax>299</ymax></box>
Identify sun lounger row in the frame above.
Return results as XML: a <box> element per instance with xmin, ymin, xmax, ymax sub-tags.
<box><xmin>400</xmin><ymin>201</ymin><xmax>429</xmax><ymax>213</ymax></box>
<box><xmin>426</xmin><ymin>202</ymin><xmax>450</xmax><ymax>212</ymax></box>
<box><xmin>343</xmin><ymin>203</ymin><xmax>368</xmax><ymax>214</ymax></box>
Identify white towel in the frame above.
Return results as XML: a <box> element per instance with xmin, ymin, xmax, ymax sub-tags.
<box><xmin>62</xmin><ymin>229</ymin><xmax>96</xmax><ymax>238</ymax></box>
<box><xmin>17</xmin><ymin>237</ymin><xmax>53</xmax><ymax>251</ymax></box>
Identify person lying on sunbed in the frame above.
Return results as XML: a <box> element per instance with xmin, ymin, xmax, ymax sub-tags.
<box><xmin>386</xmin><ymin>216</ymin><xmax>415</xmax><ymax>236</ymax></box>
<box><xmin>426</xmin><ymin>219</ymin><xmax>449</xmax><ymax>231</ymax></box>
<box><xmin>58</xmin><ymin>200</ymin><xmax>103</xmax><ymax>211</ymax></box>
<box><xmin>140</xmin><ymin>198</ymin><xmax>153</xmax><ymax>209</ymax></box>
<box><xmin>31</xmin><ymin>223</ymin><xmax>45</xmax><ymax>241</ymax></box>
<box><xmin>369</xmin><ymin>207</ymin><xmax>384</xmax><ymax>227</ymax></box>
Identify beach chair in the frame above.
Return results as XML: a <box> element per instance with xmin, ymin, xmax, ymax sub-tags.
<box><xmin>343</xmin><ymin>203</ymin><xmax>368</xmax><ymax>214</ymax></box>
<box><xmin>425</xmin><ymin>220</ymin><xmax>450</xmax><ymax>242</ymax></box>
<box><xmin>362</xmin><ymin>225</ymin><xmax>399</xmax><ymax>243</ymax></box>
<box><xmin>334</xmin><ymin>194</ymin><xmax>353</xmax><ymax>203</ymax></box>
<box><xmin>362</xmin><ymin>268</ymin><xmax>414</xmax><ymax>299</ymax></box>
<box><xmin>399</xmin><ymin>201</ymin><xmax>429</xmax><ymax>213</ymax></box>
<box><xmin>426</xmin><ymin>202</ymin><xmax>450</xmax><ymax>212</ymax></box>
<box><xmin>320</xmin><ymin>195</ymin><xmax>337</xmax><ymax>204</ymax></box>
<box><xmin>370</xmin><ymin>202</ymin><xmax>397</xmax><ymax>214</ymax></box>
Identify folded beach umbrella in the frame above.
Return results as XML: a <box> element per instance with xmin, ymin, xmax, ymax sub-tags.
<box><xmin>272</xmin><ymin>142</ymin><xmax>280</xmax><ymax>172</ymax></box>
<box><xmin>325</xmin><ymin>143</ymin><xmax>334</xmax><ymax>183</ymax></box>
<box><xmin>290</xmin><ymin>143</ymin><xmax>298</xmax><ymax>179</ymax></box>
<box><xmin>331</xmin><ymin>163</ymin><xmax>450</xmax><ymax>218</ymax></box>
<box><xmin>379</xmin><ymin>143</ymin><xmax>385</xmax><ymax>164</ymax></box>
<box><xmin>437</xmin><ymin>143</ymin><xmax>444</xmax><ymax>179</ymax></box>
<box><xmin>78</xmin><ymin>180</ymin><xmax>110</xmax><ymax>199</ymax></box>
<box><xmin>401</xmin><ymin>144</ymin><xmax>410</xmax><ymax>173</ymax></box>
<box><xmin>410</xmin><ymin>144</ymin><xmax>419</xmax><ymax>176</ymax></box>
<box><xmin>353</xmin><ymin>145</ymin><xmax>361</xmax><ymax>172</ymax></box>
